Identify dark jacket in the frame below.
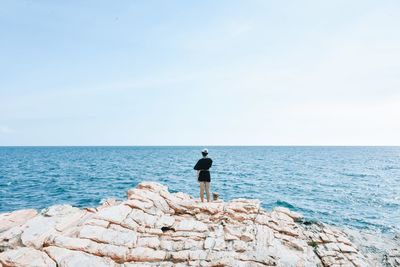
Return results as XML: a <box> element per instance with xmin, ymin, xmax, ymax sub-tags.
<box><xmin>194</xmin><ymin>157</ymin><xmax>213</xmax><ymax>182</ymax></box>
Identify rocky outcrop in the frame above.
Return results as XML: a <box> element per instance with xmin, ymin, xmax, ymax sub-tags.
<box><xmin>0</xmin><ymin>182</ymin><xmax>396</xmax><ymax>266</ymax></box>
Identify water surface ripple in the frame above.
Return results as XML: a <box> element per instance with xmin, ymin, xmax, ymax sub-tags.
<box><xmin>0</xmin><ymin>146</ymin><xmax>399</xmax><ymax>234</ymax></box>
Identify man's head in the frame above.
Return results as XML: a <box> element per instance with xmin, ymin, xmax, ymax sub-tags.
<box><xmin>201</xmin><ymin>148</ymin><xmax>208</xmax><ymax>157</ymax></box>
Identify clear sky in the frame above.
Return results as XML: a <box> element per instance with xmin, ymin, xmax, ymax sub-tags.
<box><xmin>1</xmin><ymin>1</ymin><xmax>399</xmax><ymax>146</ymax></box>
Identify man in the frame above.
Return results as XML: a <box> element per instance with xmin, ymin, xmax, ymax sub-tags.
<box><xmin>193</xmin><ymin>148</ymin><xmax>213</xmax><ymax>202</ymax></box>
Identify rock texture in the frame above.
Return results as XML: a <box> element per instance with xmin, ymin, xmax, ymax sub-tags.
<box><xmin>0</xmin><ymin>182</ymin><xmax>397</xmax><ymax>267</ymax></box>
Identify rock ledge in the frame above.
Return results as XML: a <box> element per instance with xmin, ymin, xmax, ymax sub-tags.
<box><xmin>0</xmin><ymin>182</ymin><xmax>394</xmax><ymax>266</ymax></box>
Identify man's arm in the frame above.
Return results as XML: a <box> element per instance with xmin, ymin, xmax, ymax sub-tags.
<box><xmin>194</xmin><ymin>160</ymin><xmax>200</xmax><ymax>170</ymax></box>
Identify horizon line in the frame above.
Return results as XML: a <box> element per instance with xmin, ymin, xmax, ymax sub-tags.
<box><xmin>1</xmin><ymin>145</ymin><xmax>399</xmax><ymax>147</ymax></box>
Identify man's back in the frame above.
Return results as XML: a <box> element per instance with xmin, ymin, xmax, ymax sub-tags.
<box><xmin>194</xmin><ymin>158</ymin><xmax>212</xmax><ymax>170</ymax></box>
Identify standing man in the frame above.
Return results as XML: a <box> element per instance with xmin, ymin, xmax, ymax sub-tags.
<box><xmin>194</xmin><ymin>148</ymin><xmax>213</xmax><ymax>202</ymax></box>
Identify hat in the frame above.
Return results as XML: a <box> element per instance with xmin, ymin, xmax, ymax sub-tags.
<box><xmin>202</xmin><ymin>148</ymin><xmax>208</xmax><ymax>154</ymax></box>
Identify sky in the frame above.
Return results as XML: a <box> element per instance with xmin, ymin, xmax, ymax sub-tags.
<box><xmin>0</xmin><ymin>0</ymin><xmax>399</xmax><ymax>146</ymax></box>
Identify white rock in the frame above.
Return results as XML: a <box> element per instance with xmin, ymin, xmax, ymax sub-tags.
<box><xmin>129</xmin><ymin>209</ymin><xmax>158</xmax><ymax>227</ymax></box>
<box><xmin>79</xmin><ymin>225</ymin><xmax>137</xmax><ymax>248</ymax></box>
<box><xmin>51</xmin><ymin>235</ymin><xmax>92</xmax><ymax>251</ymax></box>
<box><xmin>84</xmin><ymin>218</ymin><xmax>110</xmax><ymax>228</ymax></box>
<box><xmin>0</xmin><ymin>209</ymin><xmax>37</xmax><ymax>233</ymax></box>
<box><xmin>213</xmin><ymin>237</ymin><xmax>226</xmax><ymax>251</ymax></box>
<box><xmin>160</xmin><ymin>240</ymin><xmax>174</xmax><ymax>251</ymax></box>
<box><xmin>337</xmin><ymin>243</ymin><xmax>358</xmax><ymax>253</ymax></box>
<box><xmin>173</xmin><ymin>192</ymin><xmax>192</xmax><ymax>201</ymax></box>
<box><xmin>94</xmin><ymin>242</ymin><xmax>130</xmax><ymax>261</ymax></box>
<box><xmin>189</xmin><ymin>250</ymin><xmax>208</xmax><ymax>260</ymax></box>
<box><xmin>54</xmin><ymin>210</ymin><xmax>87</xmax><ymax>232</ymax></box>
<box><xmin>44</xmin><ymin>246</ymin><xmax>117</xmax><ymax>267</ymax></box>
<box><xmin>124</xmin><ymin>199</ymin><xmax>154</xmax><ymax>211</ymax></box>
<box><xmin>168</xmin><ymin>250</ymin><xmax>190</xmax><ymax>261</ymax></box>
<box><xmin>227</xmin><ymin>199</ymin><xmax>260</xmax><ymax>213</ymax></box>
<box><xmin>204</xmin><ymin>237</ymin><xmax>215</xmax><ymax>249</ymax></box>
<box><xmin>42</xmin><ymin>205</ymin><xmax>79</xmax><ymax>217</ymax></box>
<box><xmin>95</xmin><ymin>204</ymin><xmax>131</xmax><ymax>224</ymax></box>
<box><xmin>49</xmin><ymin>235</ymin><xmax>129</xmax><ymax>262</ymax></box>
<box><xmin>175</xmin><ymin>219</ymin><xmax>208</xmax><ymax>232</ymax></box>
<box><xmin>121</xmin><ymin>216</ymin><xmax>140</xmax><ymax>230</ymax></box>
<box><xmin>127</xmin><ymin>188</ymin><xmax>171</xmax><ymax>214</ymax></box>
<box><xmin>16</xmin><ymin>205</ymin><xmax>85</xmax><ymax>249</ymax></box>
<box><xmin>136</xmin><ymin>181</ymin><xmax>169</xmax><ymax>193</ymax></box>
<box><xmin>206</xmin><ymin>251</ymin><xmax>237</xmax><ymax>264</ymax></box>
<box><xmin>0</xmin><ymin>181</ymin><xmax>372</xmax><ymax>267</ymax></box>
<box><xmin>171</xmin><ymin>230</ymin><xmax>206</xmax><ymax>240</ymax></box>
<box><xmin>99</xmin><ymin>198</ymin><xmax>119</xmax><ymax>207</ymax></box>
<box><xmin>224</xmin><ymin>224</ymin><xmax>242</xmax><ymax>240</ymax></box>
<box><xmin>155</xmin><ymin>215</ymin><xmax>175</xmax><ymax>228</ymax></box>
<box><xmin>271</xmin><ymin>210</ymin><xmax>295</xmax><ymax>223</ymax></box>
<box><xmin>274</xmin><ymin>207</ymin><xmax>303</xmax><ymax>221</ymax></box>
<box><xmin>137</xmin><ymin>236</ymin><xmax>160</xmax><ymax>249</ymax></box>
<box><xmin>240</xmin><ymin>225</ymin><xmax>255</xmax><ymax>242</ymax></box>
<box><xmin>183</xmin><ymin>239</ymin><xmax>202</xmax><ymax>250</ymax></box>
<box><xmin>232</xmin><ymin>240</ymin><xmax>249</xmax><ymax>252</ymax></box>
<box><xmin>124</xmin><ymin>263</ymin><xmax>174</xmax><ymax>267</ymax></box>
<box><xmin>0</xmin><ymin>224</ymin><xmax>25</xmax><ymax>249</ymax></box>
<box><xmin>20</xmin><ymin>215</ymin><xmax>57</xmax><ymax>249</ymax></box>
<box><xmin>0</xmin><ymin>247</ymin><xmax>56</xmax><ymax>267</ymax></box>
<box><xmin>127</xmin><ymin>247</ymin><xmax>166</xmax><ymax>262</ymax></box>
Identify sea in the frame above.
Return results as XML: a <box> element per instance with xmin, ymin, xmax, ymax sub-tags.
<box><xmin>0</xmin><ymin>146</ymin><xmax>399</xmax><ymax>236</ymax></box>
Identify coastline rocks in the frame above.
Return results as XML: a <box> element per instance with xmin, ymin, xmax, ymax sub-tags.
<box><xmin>0</xmin><ymin>247</ymin><xmax>56</xmax><ymax>267</ymax></box>
<box><xmin>0</xmin><ymin>181</ymin><xmax>396</xmax><ymax>266</ymax></box>
<box><xmin>0</xmin><ymin>209</ymin><xmax>37</xmax><ymax>233</ymax></box>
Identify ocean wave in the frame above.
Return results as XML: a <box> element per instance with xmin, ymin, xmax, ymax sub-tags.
<box><xmin>275</xmin><ymin>200</ymin><xmax>296</xmax><ymax>209</ymax></box>
<box><xmin>339</xmin><ymin>172</ymin><xmax>370</xmax><ymax>178</ymax></box>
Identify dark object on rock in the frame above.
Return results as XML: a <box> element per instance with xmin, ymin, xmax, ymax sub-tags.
<box><xmin>213</xmin><ymin>192</ymin><xmax>219</xmax><ymax>201</ymax></box>
<box><xmin>161</xmin><ymin>226</ymin><xmax>175</xmax><ymax>232</ymax></box>
<box><xmin>302</xmin><ymin>219</ymin><xmax>320</xmax><ymax>226</ymax></box>
<box><xmin>307</xmin><ymin>240</ymin><xmax>318</xmax><ymax>248</ymax></box>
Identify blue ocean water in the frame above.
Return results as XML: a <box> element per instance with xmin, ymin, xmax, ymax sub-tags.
<box><xmin>0</xmin><ymin>146</ymin><xmax>399</xmax><ymax>235</ymax></box>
